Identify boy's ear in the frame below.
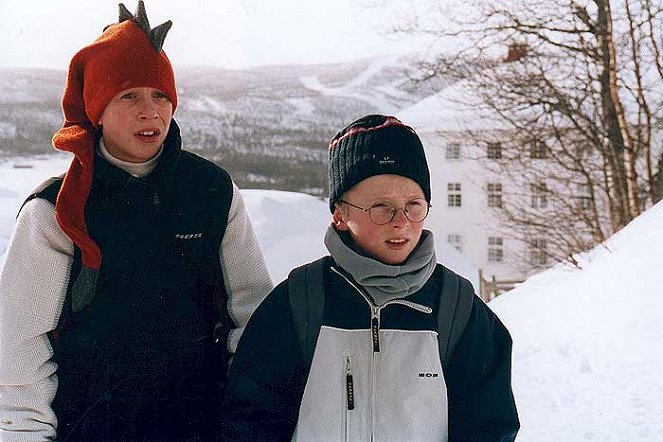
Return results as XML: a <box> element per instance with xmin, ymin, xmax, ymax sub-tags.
<box><xmin>333</xmin><ymin>206</ymin><xmax>349</xmax><ymax>231</ymax></box>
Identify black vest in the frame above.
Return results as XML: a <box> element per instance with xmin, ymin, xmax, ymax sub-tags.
<box><xmin>27</xmin><ymin>123</ymin><xmax>234</xmax><ymax>441</ymax></box>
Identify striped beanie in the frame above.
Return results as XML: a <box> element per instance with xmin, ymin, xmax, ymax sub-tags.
<box><xmin>327</xmin><ymin>114</ymin><xmax>431</xmax><ymax>212</ymax></box>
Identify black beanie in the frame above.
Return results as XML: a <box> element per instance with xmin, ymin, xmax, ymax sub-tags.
<box><xmin>328</xmin><ymin>114</ymin><xmax>431</xmax><ymax>212</ymax></box>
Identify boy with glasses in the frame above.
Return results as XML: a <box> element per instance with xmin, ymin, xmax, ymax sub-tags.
<box><xmin>221</xmin><ymin>114</ymin><xmax>519</xmax><ymax>441</ymax></box>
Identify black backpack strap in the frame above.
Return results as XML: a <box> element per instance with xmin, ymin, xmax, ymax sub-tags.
<box><xmin>19</xmin><ymin>175</ymin><xmax>64</xmax><ymax>216</ymax></box>
<box><xmin>287</xmin><ymin>256</ymin><xmax>330</xmax><ymax>371</ymax></box>
<box><xmin>436</xmin><ymin>265</ymin><xmax>475</xmax><ymax>371</ymax></box>
<box><xmin>49</xmin><ymin>245</ymin><xmax>81</xmax><ymax>351</ymax></box>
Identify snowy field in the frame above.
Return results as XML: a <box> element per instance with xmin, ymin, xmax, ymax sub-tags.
<box><xmin>490</xmin><ymin>199</ymin><xmax>663</xmax><ymax>441</ymax></box>
<box><xmin>1</xmin><ymin>155</ymin><xmax>662</xmax><ymax>440</ymax></box>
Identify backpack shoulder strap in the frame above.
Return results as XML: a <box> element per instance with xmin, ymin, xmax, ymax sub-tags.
<box><xmin>436</xmin><ymin>264</ymin><xmax>475</xmax><ymax>370</ymax></box>
<box><xmin>19</xmin><ymin>175</ymin><xmax>64</xmax><ymax>215</ymax></box>
<box><xmin>288</xmin><ymin>256</ymin><xmax>330</xmax><ymax>371</ymax></box>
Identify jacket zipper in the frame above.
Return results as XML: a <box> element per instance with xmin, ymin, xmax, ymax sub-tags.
<box><xmin>346</xmin><ymin>357</ymin><xmax>355</xmax><ymax>411</ymax></box>
<box><xmin>371</xmin><ymin>307</ymin><xmax>380</xmax><ymax>352</ymax></box>
<box><xmin>330</xmin><ymin>267</ymin><xmax>433</xmax><ymax>440</ymax></box>
<box><xmin>344</xmin><ymin>356</ymin><xmax>354</xmax><ymax>441</ymax></box>
<box><xmin>371</xmin><ymin>307</ymin><xmax>378</xmax><ymax>441</ymax></box>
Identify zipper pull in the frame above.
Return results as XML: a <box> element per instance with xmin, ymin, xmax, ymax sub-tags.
<box><xmin>346</xmin><ymin>357</ymin><xmax>355</xmax><ymax>410</ymax></box>
<box><xmin>371</xmin><ymin>307</ymin><xmax>380</xmax><ymax>353</ymax></box>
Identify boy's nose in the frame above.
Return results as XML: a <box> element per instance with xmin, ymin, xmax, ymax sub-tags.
<box><xmin>138</xmin><ymin>99</ymin><xmax>159</xmax><ymax>119</ymax></box>
<box><xmin>390</xmin><ymin>209</ymin><xmax>410</xmax><ymax>226</ymax></box>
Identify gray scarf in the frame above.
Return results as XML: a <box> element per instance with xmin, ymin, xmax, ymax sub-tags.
<box><xmin>324</xmin><ymin>225</ymin><xmax>437</xmax><ymax>306</ymax></box>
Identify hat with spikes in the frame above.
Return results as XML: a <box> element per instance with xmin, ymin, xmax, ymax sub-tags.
<box><xmin>52</xmin><ymin>1</ymin><xmax>176</xmax><ymax>274</ymax></box>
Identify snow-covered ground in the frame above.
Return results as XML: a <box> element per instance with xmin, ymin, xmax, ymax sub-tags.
<box><xmin>490</xmin><ymin>200</ymin><xmax>663</xmax><ymax>441</ymax></box>
<box><xmin>1</xmin><ymin>155</ymin><xmax>662</xmax><ymax>440</ymax></box>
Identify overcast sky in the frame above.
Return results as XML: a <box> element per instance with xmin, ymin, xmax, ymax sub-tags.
<box><xmin>0</xmin><ymin>0</ymin><xmax>434</xmax><ymax>70</ymax></box>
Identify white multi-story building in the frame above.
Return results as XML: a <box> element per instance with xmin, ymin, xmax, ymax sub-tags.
<box><xmin>400</xmin><ymin>88</ymin><xmax>541</xmax><ymax>285</ymax></box>
<box><xmin>397</xmin><ymin>54</ymin><xmax>662</xmax><ymax>291</ymax></box>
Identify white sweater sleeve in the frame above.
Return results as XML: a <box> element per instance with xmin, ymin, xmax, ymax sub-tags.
<box><xmin>220</xmin><ymin>183</ymin><xmax>274</xmax><ymax>353</ymax></box>
<box><xmin>0</xmin><ymin>198</ymin><xmax>74</xmax><ymax>441</ymax></box>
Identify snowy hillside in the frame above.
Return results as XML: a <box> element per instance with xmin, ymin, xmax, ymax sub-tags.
<box><xmin>0</xmin><ymin>57</ymin><xmax>442</xmax><ymax>195</ymax></box>
<box><xmin>490</xmin><ymin>201</ymin><xmax>663</xmax><ymax>441</ymax></box>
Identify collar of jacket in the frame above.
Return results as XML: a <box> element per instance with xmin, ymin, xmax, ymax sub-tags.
<box><xmin>92</xmin><ymin>119</ymin><xmax>182</xmax><ymax>203</ymax></box>
<box><xmin>327</xmin><ymin>261</ymin><xmax>440</xmax><ymax>310</ymax></box>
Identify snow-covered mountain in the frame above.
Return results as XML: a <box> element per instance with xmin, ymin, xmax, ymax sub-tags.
<box><xmin>0</xmin><ymin>56</ymin><xmax>441</xmax><ymax>195</ymax></box>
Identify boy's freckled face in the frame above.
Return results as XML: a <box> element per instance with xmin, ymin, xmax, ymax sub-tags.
<box><xmin>98</xmin><ymin>87</ymin><xmax>173</xmax><ymax>163</ymax></box>
<box><xmin>333</xmin><ymin>174</ymin><xmax>426</xmax><ymax>265</ymax></box>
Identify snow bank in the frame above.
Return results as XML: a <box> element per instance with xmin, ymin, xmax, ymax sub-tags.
<box><xmin>490</xmin><ymin>201</ymin><xmax>663</xmax><ymax>441</ymax></box>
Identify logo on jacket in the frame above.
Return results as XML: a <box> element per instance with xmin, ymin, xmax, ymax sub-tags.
<box><xmin>418</xmin><ymin>372</ymin><xmax>439</xmax><ymax>378</ymax></box>
<box><xmin>175</xmin><ymin>232</ymin><xmax>203</xmax><ymax>240</ymax></box>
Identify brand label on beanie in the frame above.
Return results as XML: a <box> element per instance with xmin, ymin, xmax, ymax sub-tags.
<box><xmin>376</xmin><ymin>155</ymin><xmax>395</xmax><ymax>165</ymax></box>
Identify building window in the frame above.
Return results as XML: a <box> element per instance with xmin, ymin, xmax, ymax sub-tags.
<box><xmin>447</xmin><ymin>234</ymin><xmax>463</xmax><ymax>253</ymax></box>
<box><xmin>487</xmin><ymin>142</ymin><xmax>502</xmax><ymax>159</ymax></box>
<box><xmin>446</xmin><ymin>143</ymin><xmax>461</xmax><ymax>160</ymax></box>
<box><xmin>488</xmin><ymin>236</ymin><xmax>504</xmax><ymax>262</ymax></box>
<box><xmin>530</xmin><ymin>181</ymin><xmax>548</xmax><ymax>209</ymax></box>
<box><xmin>448</xmin><ymin>182</ymin><xmax>462</xmax><ymax>207</ymax></box>
<box><xmin>576</xmin><ymin>183</ymin><xmax>592</xmax><ymax>210</ymax></box>
<box><xmin>529</xmin><ymin>139</ymin><xmax>548</xmax><ymax>159</ymax></box>
<box><xmin>530</xmin><ymin>238</ymin><xmax>548</xmax><ymax>266</ymax></box>
<box><xmin>487</xmin><ymin>183</ymin><xmax>503</xmax><ymax>208</ymax></box>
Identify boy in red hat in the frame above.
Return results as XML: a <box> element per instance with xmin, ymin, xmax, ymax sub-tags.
<box><xmin>0</xmin><ymin>2</ymin><xmax>272</xmax><ymax>440</ymax></box>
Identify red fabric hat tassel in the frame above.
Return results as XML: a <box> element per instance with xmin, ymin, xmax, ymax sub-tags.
<box><xmin>53</xmin><ymin>124</ymin><xmax>102</xmax><ymax>270</ymax></box>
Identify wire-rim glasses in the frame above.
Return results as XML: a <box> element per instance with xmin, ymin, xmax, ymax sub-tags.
<box><xmin>339</xmin><ymin>198</ymin><xmax>431</xmax><ymax>225</ymax></box>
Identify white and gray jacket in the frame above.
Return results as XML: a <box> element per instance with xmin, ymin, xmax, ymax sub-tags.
<box><xmin>221</xmin><ymin>261</ymin><xmax>519</xmax><ymax>441</ymax></box>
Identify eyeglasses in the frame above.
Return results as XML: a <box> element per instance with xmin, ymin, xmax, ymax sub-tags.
<box><xmin>339</xmin><ymin>198</ymin><xmax>431</xmax><ymax>225</ymax></box>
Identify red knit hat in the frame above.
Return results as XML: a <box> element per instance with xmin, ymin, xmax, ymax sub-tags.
<box><xmin>52</xmin><ymin>1</ymin><xmax>177</xmax><ymax>271</ymax></box>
